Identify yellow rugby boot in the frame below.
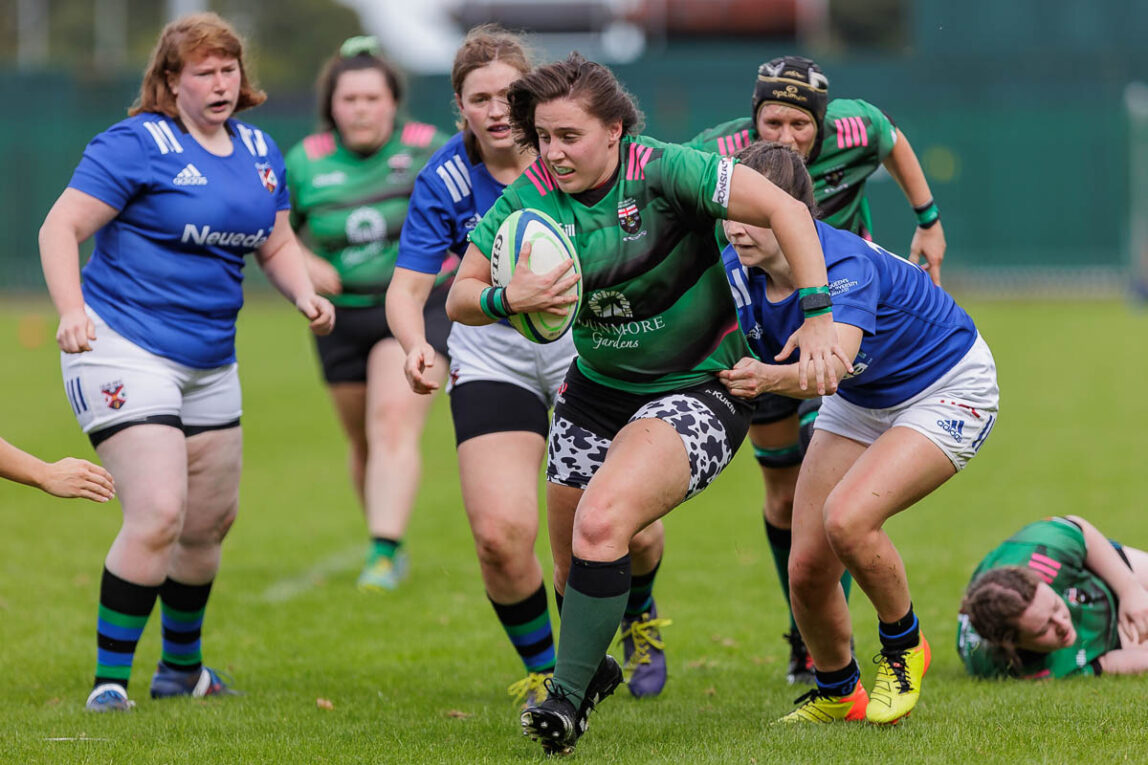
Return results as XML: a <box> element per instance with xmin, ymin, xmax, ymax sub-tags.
<box><xmin>778</xmin><ymin>679</ymin><xmax>869</xmax><ymax>723</ymax></box>
<box><xmin>508</xmin><ymin>671</ymin><xmax>552</xmax><ymax>709</ymax></box>
<box><xmin>865</xmin><ymin>633</ymin><xmax>931</xmax><ymax>725</ymax></box>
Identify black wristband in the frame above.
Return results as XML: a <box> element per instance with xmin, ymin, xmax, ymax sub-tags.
<box><xmin>799</xmin><ymin>291</ymin><xmax>832</xmax><ymax>314</ymax></box>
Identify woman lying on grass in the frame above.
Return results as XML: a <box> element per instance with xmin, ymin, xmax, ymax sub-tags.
<box><xmin>959</xmin><ymin>515</ymin><xmax>1148</xmax><ymax>678</ymax></box>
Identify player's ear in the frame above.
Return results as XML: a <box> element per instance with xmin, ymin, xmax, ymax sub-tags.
<box><xmin>606</xmin><ymin>119</ymin><xmax>623</xmax><ymax>147</ymax></box>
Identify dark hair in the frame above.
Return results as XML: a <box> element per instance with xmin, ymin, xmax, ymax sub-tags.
<box><xmin>130</xmin><ymin>12</ymin><xmax>265</xmax><ymax>117</ymax></box>
<box><xmin>959</xmin><ymin>566</ymin><xmax>1043</xmax><ymax>671</ymax></box>
<box><xmin>508</xmin><ymin>52</ymin><xmax>644</xmax><ymax>152</ymax></box>
<box><xmin>316</xmin><ymin>37</ymin><xmax>403</xmax><ymax>132</ymax></box>
<box><xmin>734</xmin><ymin>142</ymin><xmax>819</xmax><ymax>217</ymax></box>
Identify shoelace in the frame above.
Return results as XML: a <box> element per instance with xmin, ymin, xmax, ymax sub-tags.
<box><xmin>507</xmin><ymin>672</ymin><xmax>550</xmax><ymax>704</ymax></box>
<box><xmin>791</xmin><ymin>687</ymin><xmax>829</xmax><ymax>707</ymax></box>
<box><xmin>618</xmin><ymin>615</ymin><xmax>673</xmax><ymax>666</ymax></box>
<box><xmin>874</xmin><ymin>649</ymin><xmax>913</xmax><ymax>693</ymax></box>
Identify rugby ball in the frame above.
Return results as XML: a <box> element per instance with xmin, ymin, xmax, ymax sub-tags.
<box><xmin>489</xmin><ymin>208</ymin><xmax>582</xmax><ymax>343</ymax></box>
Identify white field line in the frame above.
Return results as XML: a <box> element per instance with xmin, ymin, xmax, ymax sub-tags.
<box><xmin>259</xmin><ymin>544</ymin><xmax>362</xmax><ymax>603</ymax></box>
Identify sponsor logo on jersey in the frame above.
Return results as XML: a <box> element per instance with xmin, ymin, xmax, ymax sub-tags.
<box><xmin>388</xmin><ymin>153</ymin><xmax>413</xmax><ymax>172</ymax></box>
<box><xmin>182</xmin><ymin>224</ymin><xmax>269</xmax><ymax>249</ymax></box>
<box><xmin>828</xmin><ymin>277</ymin><xmax>858</xmax><ymax>296</ymax></box>
<box><xmin>464</xmin><ymin>214</ymin><xmax>481</xmax><ymax>232</ymax></box>
<box><xmin>937</xmin><ymin>418</ymin><xmax>965</xmax><ymax>442</ymax></box>
<box><xmin>712</xmin><ymin>157</ymin><xmax>733</xmax><ymax>207</ymax></box>
<box><xmin>617</xmin><ymin>198</ymin><xmax>643</xmax><ymax>237</ymax></box>
<box><xmin>346</xmin><ymin>207</ymin><xmax>386</xmax><ymax>244</ymax></box>
<box><xmin>312</xmin><ymin>171</ymin><xmax>346</xmax><ymax>188</ymax></box>
<box><xmin>587</xmin><ymin>290</ymin><xmax>632</xmax><ymax>319</ymax></box>
<box><xmin>173</xmin><ymin>163</ymin><xmax>207</xmax><ymax>186</ymax></box>
<box><xmin>255</xmin><ymin>162</ymin><xmax>278</xmax><ymax>193</ymax></box>
<box><xmin>823</xmin><ymin>168</ymin><xmax>846</xmax><ymax>188</ymax></box>
<box><xmin>100</xmin><ymin>381</ymin><xmax>127</xmax><ymax>410</ymax></box>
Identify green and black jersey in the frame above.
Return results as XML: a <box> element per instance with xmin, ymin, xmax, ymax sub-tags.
<box><xmin>956</xmin><ymin>517</ymin><xmax>1121</xmax><ymax>679</ymax></box>
<box><xmin>469</xmin><ymin>136</ymin><xmax>751</xmax><ymax>395</ymax></box>
<box><xmin>685</xmin><ymin>99</ymin><xmax>897</xmax><ymax>237</ymax></box>
<box><xmin>285</xmin><ymin>121</ymin><xmax>448</xmax><ymax>307</ymax></box>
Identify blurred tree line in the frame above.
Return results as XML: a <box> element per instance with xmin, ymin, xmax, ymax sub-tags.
<box><xmin>0</xmin><ymin>0</ymin><xmax>365</xmax><ymax>89</ymax></box>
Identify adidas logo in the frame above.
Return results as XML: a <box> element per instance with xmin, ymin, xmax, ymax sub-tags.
<box><xmin>173</xmin><ymin>164</ymin><xmax>207</xmax><ymax>186</ymax></box>
<box><xmin>937</xmin><ymin>418</ymin><xmax>965</xmax><ymax>442</ymax></box>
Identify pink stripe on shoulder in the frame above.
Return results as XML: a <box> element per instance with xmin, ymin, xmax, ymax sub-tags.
<box><xmin>524</xmin><ymin>166</ymin><xmax>547</xmax><ymax>196</ymax></box>
<box><xmin>303</xmin><ymin>132</ymin><xmax>336</xmax><ymax>160</ymax></box>
<box><xmin>402</xmin><ymin>122</ymin><xmax>437</xmax><ymax>147</ymax></box>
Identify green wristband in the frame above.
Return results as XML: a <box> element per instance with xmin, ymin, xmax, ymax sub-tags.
<box><xmin>798</xmin><ymin>286</ymin><xmax>830</xmax><ymax>298</ymax></box>
<box><xmin>803</xmin><ymin>307</ymin><xmax>833</xmax><ymax>318</ymax></box>
<box><xmin>479</xmin><ymin>287</ymin><xmax>512</xmax><ymax>320</ymax></box>
<box><xmin>914</xmin><ymin>200</ymin><xmax>940</xmax><ymax>228</ymax></box>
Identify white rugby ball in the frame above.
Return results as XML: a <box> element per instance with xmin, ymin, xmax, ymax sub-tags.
<box><xmin>489</xmin><ymin>208</ymin><xmax>582</xmax><ymax>343</ymax></box>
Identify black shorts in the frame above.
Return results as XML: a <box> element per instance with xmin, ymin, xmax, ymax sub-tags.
<box><xmin>450</xmin><ymin>380</ymin><xmax>550</xmax><ymax>445</ymax></box>
<box><xmin>315</xmin><ymin>285</ymin><xmax>452</xmax><ymax>384</ymax></box>
<box><xmin>548</xmin><ymin>362</ymin><xmax>752</xmax><ymax>499</ymax></box>
<box><xmin>750</xmin><ymin>392</ymin><xmax>803</xmax><ymax>425</ymax></box>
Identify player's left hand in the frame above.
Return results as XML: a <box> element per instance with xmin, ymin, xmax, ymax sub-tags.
<box><xmin>1117</xmin><ymin>586</ymin><xmax>1148</xmax><ymax>645</ymax></box>
<box><xmin>909</xmin><ymin>221</ymin><xmax>946</xmax><ymax>287</ymax></box>
<box><xmin>298</xmin><ymin>294</ymin><xmax>335</xmax><ymax>336</ymax></box>
<box><xmin>718</xmin><ymin>357</ymin><xmax>771</xmax><ymax>398</ymax></box>
<box><xmin>778</xmin><ymin>312</ymin><xmax>851</xmax><ymax>395</ymax></box>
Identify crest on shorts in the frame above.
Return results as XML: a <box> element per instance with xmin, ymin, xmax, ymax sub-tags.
<box><xmin>101</xmin><ymin>381</ymin><xmax>127</xmax><ymax>410</ymax></box>
<box><xmin>255</xmin><ymin>162</ymin><xmax>278</xmax><ymax>193</ymax></box>
<box><xmin>617</xmin><ymin>198</ymin><xmax>642</xmax><ymax>235</ymax></box>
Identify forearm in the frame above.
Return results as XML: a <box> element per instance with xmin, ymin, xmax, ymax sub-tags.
<box><xmin>763</xmin><ymin>198</ymin><xmax>829</xmax><ymax>290</ymax></box>
<box><xmin>0</xmin><ymin>438</ymin><xmax>48</xmax><ymax>490</ymax></box>
<box><xmin>758</xmin><ymin>360</ymin><xmax>847</xmax><ymax>398</ymax></box>
<box><xmin>883</xmin><ymin>130</ymin><xmax>935</xmax><ymax>208</ymax></box>
<box><xmin>1069</xmin><ymin>515</ymin><xmax>1143</xmax><ymax>597</ymax></box>
<box><xmin>385</xmin><ymin>268</ymin><xmax>436</xmax><ymax>352</ymax></box>
<box><xmin>445</xmin><ymin>276</ymin><xmax>497</xmax><ymax>326</ymax></box>
<box><xmin>1097</xmin><ymin>647</ymin><xmax>1148</xmax><ymax>675</ymax></box>
<box><xmin>257</xmin><ymin>242</ymin><xmax>316</xmax><ymax>305</ymax></box>
<box><xmin>39</xmin><ymin>223</ymin><xmax>86</xmax><ymax>316</ymax></box>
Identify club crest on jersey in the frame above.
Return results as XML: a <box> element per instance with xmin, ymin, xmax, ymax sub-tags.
<box><xmin>587</xmin><ymin>290</ymin><xmax>633</xmax><ymax>319</ymax></box>
<box><xmin>255</xmin><ymin>162</ymin><xmax>278</xmax><ymax>193</ymax></box>
<box><xmin>100</xmin><ymin>381</ymin><xmax>127</xmax><ymax>410</ymax></box>
<box><xmin>617</xmin><ymin>198</ymin><xmax>642</xmax><ymax>236</ymax></box>
<box><xmin>388</xmin><ymin>153</ymin><xmax>413</xmax><ymax>178</ymax></box>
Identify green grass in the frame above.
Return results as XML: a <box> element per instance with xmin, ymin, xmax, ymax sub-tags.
<box><xmin>0</xmin><ymin>296</ymin><xmax>1145</xmax><ymax>763</ymax></box>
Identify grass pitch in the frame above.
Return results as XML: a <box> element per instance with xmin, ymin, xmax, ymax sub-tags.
<box><xmin>0</xmin><ymin>295</ymin><xmax>1145</xmax><ymax>764</ymax></box>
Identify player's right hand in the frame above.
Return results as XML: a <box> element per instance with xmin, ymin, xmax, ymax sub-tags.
<box><xmin>504</xmin><ymin>242</ymin><xmax>580</xmax><ymax>316</ymax></box>
<box><xmin>403</xmin><ymin>343</ymin><xmax>440</xmax><ymax>394</ymax></box>
<box><xmin>56</xmin><ymin>308</ymin><xmax>96</xmax><ymax>353</ymax></box>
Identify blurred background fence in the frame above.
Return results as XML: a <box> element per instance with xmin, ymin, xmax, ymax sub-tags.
<box><xmin>2</xmin><ymin>0</ymin><xmax>1146</xmax><ymax>295</ymax></box>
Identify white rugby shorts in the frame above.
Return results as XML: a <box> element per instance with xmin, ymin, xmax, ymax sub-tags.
<box><xmin>814</xmin><ymin>333</ymin><xmax>998</xmax><ymax>471</ymax></box>
<box><xmin>60</xmin><ymin>308</ymin><xmax>242</xmax><ymax>434</ymax></box>
<box><xmin>446</xmin><ymin>321</ymin><xmax>575</xmax><ymax>409</ymax></box>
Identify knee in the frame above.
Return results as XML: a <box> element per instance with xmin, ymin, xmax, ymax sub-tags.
<box><xmin>367</xmin><ymin>405</ymin><xmax>421</xmax><ymax>455</ymax></box>
<box><xmin>764</xmin><ymin>489</ymin><xmax>795</xmax><ymax>525</ymax></box>
<box><xmin>472</xmin><ymin>518</ymin><xmax>534</xmax><ymax>572</ymax></box>
<box><xmin>822</xmin><ymin>498</ymin><xmax>871</xmax><ymax>562</ymax></box>
<box><xmin>789</xmin><ymin>549</ymin><xmax>835</xmax><ymax>601</ymax></box>
<box><xmin>124</xmin><ymin>495</ymin><xmax>185</xmax><ymax>551</ymax></box>
<box><xmin>571</xmin><ymin>500</ymin><xmax>630</xmax><ymax>558</ymax></box>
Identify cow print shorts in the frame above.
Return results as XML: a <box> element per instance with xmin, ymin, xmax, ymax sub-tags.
<box><xmin>546</xmin><ymin>361</ymin><xmax>751</xmax><ymax>500</ymax></box>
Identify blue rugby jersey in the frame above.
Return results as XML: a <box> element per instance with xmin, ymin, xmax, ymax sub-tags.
<box><xmin>723</xmin><ymin>220</ymin><xmax>977</xmax><ymax>408</ymax></box>
<box><xmin>69</xmin><ymin>113</ymin><xmax>290</xmax><ymax>368</ymax></box>
<box><xmin>396</xmin><ymin>132</ymin><xmax>508</xmax><ymax>275</ymax></box>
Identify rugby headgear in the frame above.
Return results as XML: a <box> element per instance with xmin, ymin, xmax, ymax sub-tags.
<box><xmin>751</xmin><ymin>56</ymin><xmax>829</xmax><ymax>160</ymax></box>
